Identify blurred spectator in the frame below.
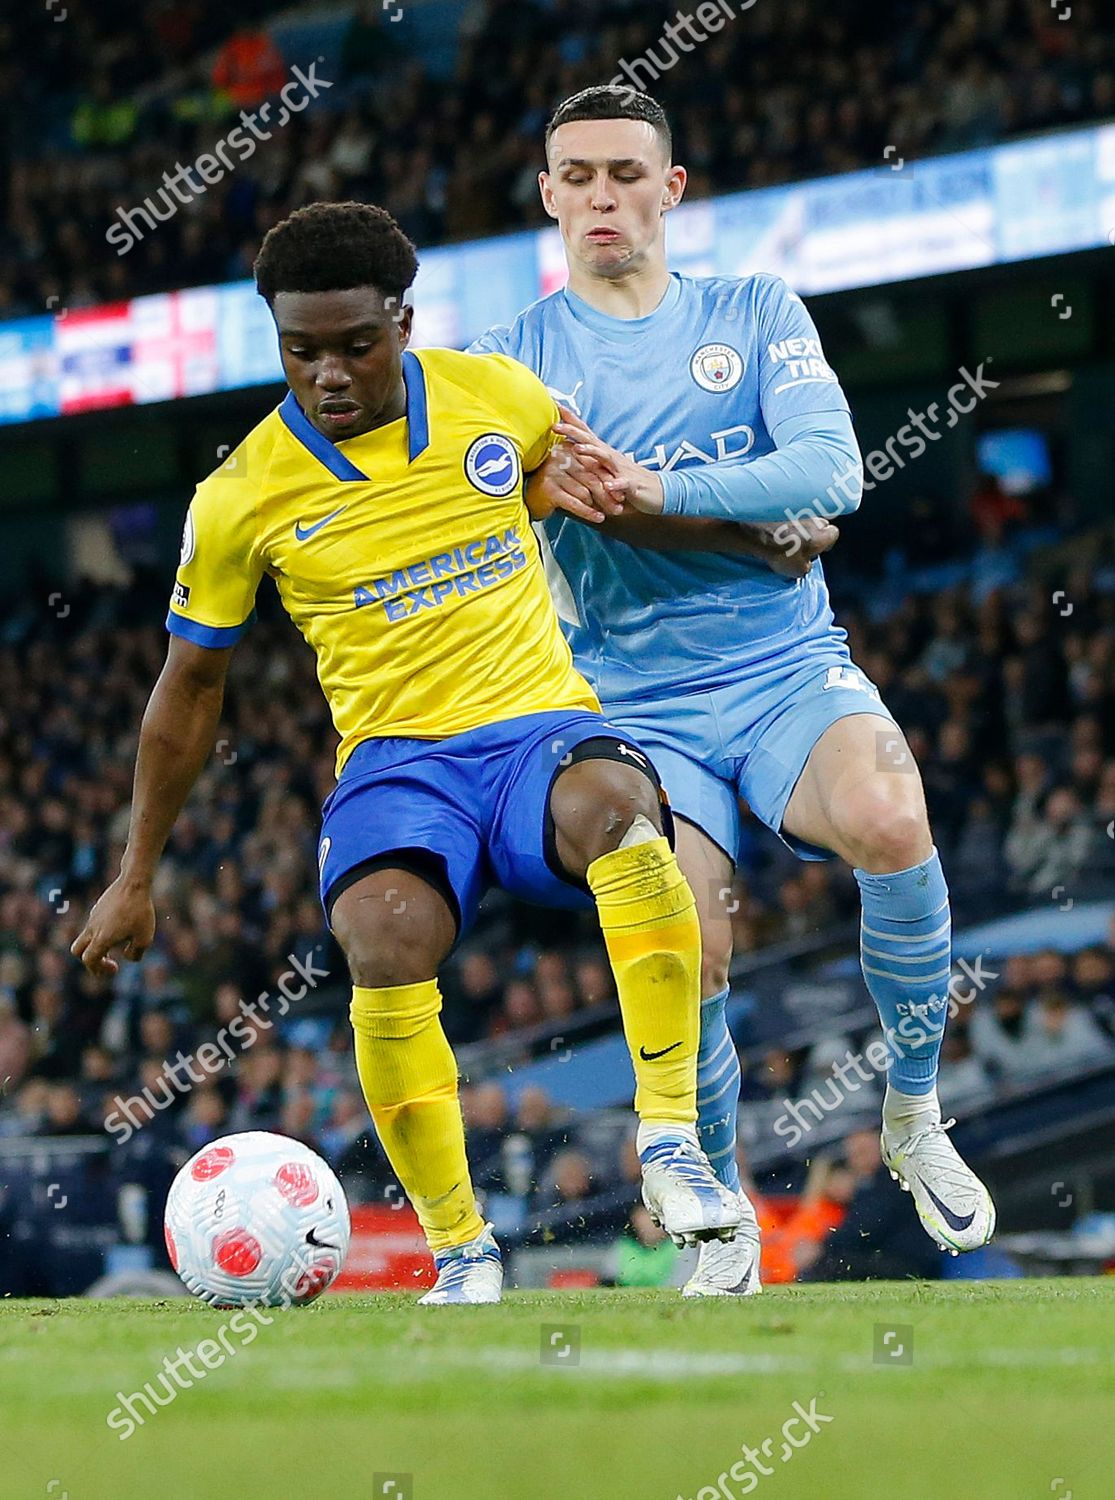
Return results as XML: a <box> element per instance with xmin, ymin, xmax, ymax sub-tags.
<box><xmin>44</xmin><ymin>1082</ymin><xmax>89</xmax><ymax>1136</ymax></box>
<box><xmin>1005</xmin><ymin>785</ymin><xmax>1094</xmax><ymax>895</ymax></box>
<box><xmin>340</xmin><ymin>0</ymin><xmax>406</xmax><ymax>91</ymax></box>
<box><xmin>460</xmin><ymin>1081</ymin><xmax>509</xmax><ymax>1194</ymax></box>
<box><xmin>547</xmin><ymin>1149</ymin><xmax>594</xmax><ymax>1204</ymax></box>
<box><xmin>511</xmin><ymin>1085</ymin><xmax>571</xmax><ymax>1179</ymax></box>
<box><xmin>319</xmin><ymin>1090</ymin><xmax>368</xmax><ymax>1165</ymax></box>
<box><xmin>798</xmin><ymin>1128</ymin><xmax>943</xmax><ymax>1281</ymax></box>
<box><xmin>1013</xmin><ymin>989</ymin><xmax>1115</xmax><ymax>1078</ymax></box>
<box><xmin>744</xmin><ymin>1047</ymin><xmax>802</xmax><ymax>1104</ymax></box>
<box><xmin>614</xmin><ymin>1204</ymin><xmax>678</xmax><ymax>1288</ymax></box>
<box><xmin>229</xmin><ymin>1045</ymin><xmax>283</xmax><ymax>1131</ymax></box>
<box><xmin>761</xmin><ymin>1153</ymin><xmax>851</xmax><ymax>1285</ymax></box>
<box><xmin>936</xmin><ymin>1028</ymin><xmax>990</xmax><ymax>1109</ymax></box>
<box><xmin>970</xmin><ymin>984</ymin><xmax>1031</xmax><ymax>1078</ymax></box>
<box><xmin>970</xmin><ymin>472</ymin><xmax>1028</xmax><ymax>545</ymax></box>
<box><xmin>181</xmin><ymin>1086</ymin><xmax>228</xmax><ymax>1151</ymax></box>
<box><xmin>211</xmin><ymin>24</ymin><xmax>287</xmax><ymax>108</ymax></box>
<box><xmin>1074</xmin><ymin>946</ymin><xmax>1115</xmax><ymax>1039</ymax></box>
<box><xmin>572</xmin><ymin>955</ymin><xmax>614</xmax><ymax>1008</ymax></box>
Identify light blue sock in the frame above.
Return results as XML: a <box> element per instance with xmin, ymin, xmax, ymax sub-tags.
<box><xmin>855</xmin><ymin>849</ymin><xmax>951</xmax><ymax>1096</ymax></box>
<box><xmin>696</xmin><ymin>986</ymin><xmax>741</xmax><ymax>1192</ymax></box>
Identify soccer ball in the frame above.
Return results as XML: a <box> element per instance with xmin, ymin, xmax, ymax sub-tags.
<box><xmin>164</xmin><ymin>1131</ymin><xmax>351</xmax><ymax>1307</ymax></box>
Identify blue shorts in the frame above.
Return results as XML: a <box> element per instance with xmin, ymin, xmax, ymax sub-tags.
<box><xmin>605</xmin><ymin>642</ymin><xmax>896</xmax><ymax>866</ymax></box>
<box><xmin>318</xmin><ymin>710</ymin><xmax>663</xmax><ymax>939</ymax></box>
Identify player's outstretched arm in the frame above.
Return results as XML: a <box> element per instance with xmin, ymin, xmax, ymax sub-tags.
<box><xmin>72</xmin><ymin>636</ymin><xmax>233</xmax><ymax>977</ymax></box>
<box><xmin>594</xmin><ymin>511</ymin><xmax>839</xmax><ymax>576</ymax></box>
<box><xmin>534</xmin><ymin>409</ymin><xmax>837</xmax><ymax>575</ymax></box>
<box><xmin>556</xmin><ymin>408</ymin><xmax>863</xmax><ymax>526</ymax></box>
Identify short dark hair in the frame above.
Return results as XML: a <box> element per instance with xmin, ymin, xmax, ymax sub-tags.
<box><xmin>545</xmin><ymin>86</ymin><xmax>672</xmax><ymax>160</ymax></box>
<box><xmin>253</xmin><ymin>201</ymin><xmax>418</xmax><ymax>306</ymax></box>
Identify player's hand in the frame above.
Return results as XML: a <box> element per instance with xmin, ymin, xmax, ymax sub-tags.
<box><xmin>753</xmin><ymin>517</ymin><xmax>840</xmax><ymax>578</ymax></box>
<box><xmin>553</xmin><ymin>409</ymin><xmax>665</xmax><ymax>516</ymax></box>
<box><xmin>71</xmin><ymin>876</ymin><xmax>157</xmax><ymax>977</ymax></box>
<box><xmin>528</xmin><ymin>421</ymin><xmax>622</xmax><ymax>524</ymax></box>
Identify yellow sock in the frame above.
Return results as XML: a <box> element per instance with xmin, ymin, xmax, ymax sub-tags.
<box><xmin>586</xmin><ymin>834</ymin><xmax>701</xmax><ymax>1125</ymax></box>
<box><xmin>349</xmin><ymin>980</ymin><xmax>485</xmax><ymax>1253</ymax></box>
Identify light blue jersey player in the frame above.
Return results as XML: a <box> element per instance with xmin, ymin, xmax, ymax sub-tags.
<box><xmin>471</xmin><ymin>86</ymin><xmax>995</xmax><ymax>1294</ymax></box>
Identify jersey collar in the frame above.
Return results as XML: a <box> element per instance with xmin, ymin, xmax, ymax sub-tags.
<box><xmin>277</xmin><ymin>350</ymin><xmax>430</xmax><ymax>478</ymax></box>
<box><xmin>558</xmin><ymin>273</ymin><xmax>682</xmax><ymax>341</ymax></box>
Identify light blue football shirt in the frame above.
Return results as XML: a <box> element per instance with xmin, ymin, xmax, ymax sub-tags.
<box><xmin>470</xmin><ymin>272</ymin><xmax>860</xmax><ymax>703</ymax></box>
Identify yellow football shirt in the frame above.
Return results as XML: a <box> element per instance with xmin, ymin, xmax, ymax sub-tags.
<box><xmin>167</xmin><ymin>348</ymin><xmax>599</xmax><ymax>773</ymax></box>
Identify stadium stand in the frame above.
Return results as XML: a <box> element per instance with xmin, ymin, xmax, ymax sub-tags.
<box><xmin>1</xmin><ymin>0</ymin><xmax>1112</xmax><ymax>313</ymax></box>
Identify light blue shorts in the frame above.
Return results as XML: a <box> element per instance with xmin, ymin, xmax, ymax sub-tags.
<box><xmin>604</xmin><ymin>643</ymin><xmax>896</xmax><ymax>865</ymax></box>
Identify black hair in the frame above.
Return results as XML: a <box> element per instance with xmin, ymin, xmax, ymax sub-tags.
<box><xmin>253</xmin><ymin>201</ymin><xmax>418</xmax><ymax>306</ymax></box>
<box><xmin>545</xmin><ymin>86</ymin><xmax>672</xmax><ymax>160</ymax></box>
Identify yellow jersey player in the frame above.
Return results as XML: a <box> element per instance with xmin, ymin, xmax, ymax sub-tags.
<box><xmin>73</xmin><ymin>201</ymin><xmax>743</xmax><ymax>1303</ymax></box>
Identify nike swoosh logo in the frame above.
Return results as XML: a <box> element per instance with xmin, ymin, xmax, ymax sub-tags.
<box><xmin>917</xmin><ymin>1178</ymin><xmax>977</xmax><ymax>1232</ymax></box>
<box><xmin>294</xmin><ymin>506</ymin><xmax>347</xmax><ymax>541</ymax></box>
<box><xmin>639</xmin><ymin>1041</ymin><xmax>683</xmax><ymax>1062</ymax></box>
<box><xmin>304</xmin><ymin>1226</ymin><xmax>340</xmax><ymax>1250</ymax></box>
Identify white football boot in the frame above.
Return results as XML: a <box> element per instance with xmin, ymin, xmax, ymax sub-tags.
<box><xmin>682</xmin><ymin>1191</ymin><xmax>763</xmax><ymax>1297</ymax></box>
<box><xmin>881</xmin><ymin>1118</ymin><xmax>996</xmax><ymax>1255</ymax></box>
<box><xmin>640</xmin><ymin>1133</ymin><xmax>745</xmax><ymax>1247</ymax></box>
<box><xmin>418</xmin><ymin>1222</ymin><xmax>503</xmax><ymax>1305</ymax></box>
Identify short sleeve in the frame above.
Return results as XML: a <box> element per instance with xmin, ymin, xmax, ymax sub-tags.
<box><xmin>166</xmin><ymin>464</ymin><xmax>264</xmax><ymax>649</ymax></box>
<box><xmin>467</xmin><ymin>324</ymin><xmax>512</xmax><ymax>356</ymax></box>
<box><xmin>757</xmin><ymin>277</ymin><xmax>850</xmax><ymax>437</ymax></box>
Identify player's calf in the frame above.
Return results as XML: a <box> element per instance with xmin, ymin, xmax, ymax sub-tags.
<box><xmin>549</xmin><ymin>751</ymin><xmax>742</xmax><ymax>1242</ymax></box>
<box><xmin>336</xmin><ymin>865</ymin><xmax>487</xmax><ymax>1290</ymax></box>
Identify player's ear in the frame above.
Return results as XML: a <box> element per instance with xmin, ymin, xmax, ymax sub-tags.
<box><xmin>662</xmin><ymin>165</ymin><xmax>687</xmax><ymax>214</ymax></box>
<box><xmin>538</xmin><ymin>171</ymin><xmax>559</xmax><ymax>221</ymax></box>
<box><xmin>396</xmin><ymin>302</ymin><xmax>413</xmax><ymax>349</ymax></box>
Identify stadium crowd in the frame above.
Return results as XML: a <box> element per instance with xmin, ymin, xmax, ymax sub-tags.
<box><xmin>1</xmin><ymin>0</ymin><xmax>1113</xmax><ymax>314</ymax></box>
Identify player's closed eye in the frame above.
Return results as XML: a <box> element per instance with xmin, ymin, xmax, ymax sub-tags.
<box><xmin>565</xmin><ymin>172</ymin><xmax>641</xmax><ymax>184</ymax></box>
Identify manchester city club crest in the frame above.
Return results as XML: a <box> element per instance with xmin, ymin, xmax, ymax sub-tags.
<box><xmin>690</xmin><ymin>343</ymin><xmax>744</xmax><ymax>392</ymax></box>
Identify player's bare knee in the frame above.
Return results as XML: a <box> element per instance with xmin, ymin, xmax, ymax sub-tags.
<box><xmin>842</xmin><ymin>785</ymin><xmax>932</xmax><ymax>873</ymax></box>
<box><xmin>550</xmin><ymin>759</ymin><xmax>662</xmax><ymax>874</ymax></box>
<box><xmin>331</xmin><ymin>872</ymin><xmax>454</xmax><ymax>986</ymax></box>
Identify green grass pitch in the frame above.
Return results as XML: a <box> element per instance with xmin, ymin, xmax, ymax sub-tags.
<box><xmin>2</xmin><ymin>1280</ymin><xmax>1113</xmax><ymax>1500</ymax></box>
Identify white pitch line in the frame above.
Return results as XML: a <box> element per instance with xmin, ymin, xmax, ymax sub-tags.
<box><xmin>429</xmin><ymin>1345</ymin><xmax>1114</xmax><ymax>1380</ymax></box>
<box><xmin>13</xmin><ymin>1342</ymin><xmax>1111</xmax><ymax>1402</ymax></box>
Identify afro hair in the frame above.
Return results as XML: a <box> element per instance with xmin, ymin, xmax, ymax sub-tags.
<box><xmin>254</xmin><ymin>201</ymin><xmax>418</xmax><ymax>306</ymax></box>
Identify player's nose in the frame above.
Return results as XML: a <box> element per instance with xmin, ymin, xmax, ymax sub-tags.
<box><xmin>316</xmin><ymin>358</ymin><xmax>352</xmax><ymax>391</ymax></box>
<box><xmin>590</xmin><ymin>175</ymin><xmax>617</xmax><ymax>211</ymax></box>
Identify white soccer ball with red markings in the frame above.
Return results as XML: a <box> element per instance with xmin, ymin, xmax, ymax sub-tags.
<box><xmin>164</xmin><ymin>1131</ymin><xmax>350</xmax><ymax>1307</ymax></box>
